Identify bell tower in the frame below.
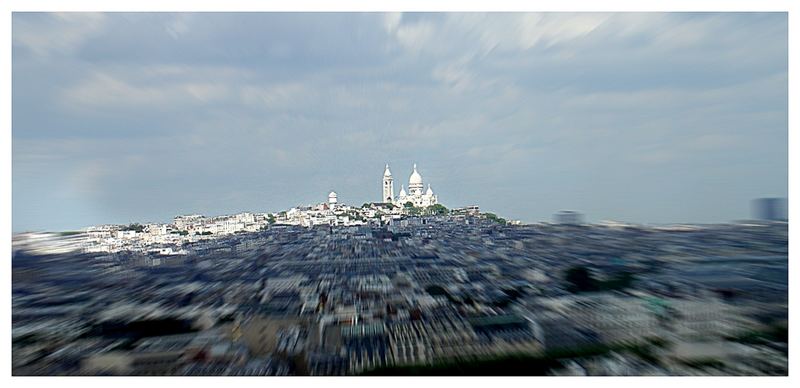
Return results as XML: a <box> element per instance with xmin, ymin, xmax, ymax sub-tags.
<box><xmin>382</xmin><ymin>164</ymin><xmax>394</xmax><ymax>203</ymax></box>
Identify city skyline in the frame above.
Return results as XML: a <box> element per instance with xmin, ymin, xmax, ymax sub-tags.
<box><xmin>12</xmin><ymin>13</ymin><xmax>788</xmax><ymax>232</ymax></box>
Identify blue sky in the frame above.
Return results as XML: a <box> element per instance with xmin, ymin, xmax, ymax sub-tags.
<box><xmin>12</xmin><ymin>12</ymin><xmax>788</xmax><ymax>231</ymax></box>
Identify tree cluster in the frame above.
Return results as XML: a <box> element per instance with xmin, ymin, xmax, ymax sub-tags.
<box><xmin>121</xmin><ymin>223</ymin><xmax>146</xmax><ymax>232</ymax></box>
<box><xmin>483</xmin><ymin>212</ymin><xmax>507</xmax><ymax>225</ymax></box>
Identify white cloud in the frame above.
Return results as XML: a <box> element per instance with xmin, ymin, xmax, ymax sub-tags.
<box><xmin>431</xmin><ymin>61</ymin><xmax>475</xmax><ymax>92</ymax></box>
<box><xmin>165</xmin><ymin>14</ymin><xmax>194</xmax><ymax>39</ymax></box>
<box><xmin>382</xmin><ymin>12</ymin><xmax>402</xmax><ymax>33</ymax></box>
<box><xmin>689</xmin><ymin>134</ymin><xmax>744</xmax><ymax>151</ymax></box>
<box><xmin>386</xmin><ymin>13</ymin><xmax>614</xmax><ymax>58</ymax></box>
<box><xmin>239</xmin><ymin>83</ymin><xmax>311</xmax><ymax>110</ymax></box>
<box><xmin>393</xmin><ymin>20</ymin><xmax>437</xmax><ymax>54</ymax></box>
<box><xmin>13</xmin><ymin>13</ymin><xmax>107</xmax><ymax>57</ymax></box>
<box><xmin>62</xmin><ymin>71</ymin><xmax>231</xmax><ymax>111</ymax></box>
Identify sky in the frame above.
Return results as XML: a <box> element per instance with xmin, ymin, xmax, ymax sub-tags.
<box><xmin>12</xmin><ymin>12</ymin><xmax>788</xmax><ymax>231</ymax></box>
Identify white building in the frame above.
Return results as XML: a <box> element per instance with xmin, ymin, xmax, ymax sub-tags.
<box><xmin>328</xmin><ymin>191</ymin><xmax>338</xmax><ymax>210</ymax></box>
<box><xmin>174</xmin><ymin>215</ymin><xmax>205</xmax><ymax>230</ymax></box>
<box><xmin>147</xmin><ymin>224</ymin><xmax>168</xmax><ymax>236</ymax></box>
<box><xmin>383</xmin><ymin>163</ymin><xmax>438</xmax><ymax>208</ymax></box>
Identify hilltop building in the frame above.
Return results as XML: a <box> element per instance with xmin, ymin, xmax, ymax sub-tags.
<box><xmin>328</xmin><ymin>191</ymin><xmax>338</xmax><ymax>210</ymax></box>
<box><xmin>382</xmin><ymin>164</ymin><xmax>438</xmax><ymax>207</ymax></box>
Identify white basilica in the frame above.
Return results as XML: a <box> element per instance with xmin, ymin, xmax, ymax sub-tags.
<box><xmin>382</xmin><ymin>163</ymin><xmax>438</xmax><ymax>207</ymax></box>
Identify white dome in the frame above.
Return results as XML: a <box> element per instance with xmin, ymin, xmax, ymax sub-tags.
<box><xmin>399</xmin><ymin>185</ymin><xmax>407</xmax><ymax>196</ymax></box>
<box><xmin>409</xmin><ymin>164</ymin><xmax>423</xmax><ymax>185</ymax></box>
<box><xmin>426</xmin><ymin>185</ymin><xmax>434</xmax><ymax>195</ymax></box>
<box><xmin>328</xmin><ymin>191</ymin><xmax>337</xmax><ymax>198</ymax></box>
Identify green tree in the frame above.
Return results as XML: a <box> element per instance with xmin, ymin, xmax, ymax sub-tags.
<box><xmin>429</xmin><ymin>204</ymin><xmax>449</xmax><ymax>215</ymax></box>
<box><xmin>121</xmin><ymin>223</ymin><xmax>145</xmax><ymax>232</ymax></box>
<box><xmin>483</xmin><ymin>212</ymin><xmax>507</xmax><ymax>225</ymax></box>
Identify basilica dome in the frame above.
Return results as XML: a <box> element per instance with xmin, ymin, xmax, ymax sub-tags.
<box><xmin>409</xmin><ymin>164</ymin><xmax>423</xmax><ymax>185</ymax></box>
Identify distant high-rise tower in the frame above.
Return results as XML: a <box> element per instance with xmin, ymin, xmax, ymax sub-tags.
<box><xmin>382</xmin><ymin>164</ymin><xmax>394</xmax><ymax>203</ymax></box>
<box><xmin>554</xmin><ymin>210</ymin><xmax>585</xmax><ymax>225</ymax></box>
<box><xmin>752</xmin><ymin>198</ymin><xmax>787</xmax><ymax>221</ymax></box>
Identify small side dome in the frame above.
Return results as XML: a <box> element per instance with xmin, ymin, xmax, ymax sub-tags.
<box><xmin>426</xmin><ymin>184</ymin><xmax>434</xmax><ymax>195</ymax></box>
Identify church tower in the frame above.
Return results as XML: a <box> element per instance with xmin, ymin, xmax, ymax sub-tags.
<box><xmin>382</xmin><ymin>164</ymin><xmax>394</xmax><ymax>203</ymax></box>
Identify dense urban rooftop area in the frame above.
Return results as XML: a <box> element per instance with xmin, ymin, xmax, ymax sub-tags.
<box><xmin>12</xmin><ymin>205</ymin><xmax>788</xmax><ymax>376</ymax></box>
